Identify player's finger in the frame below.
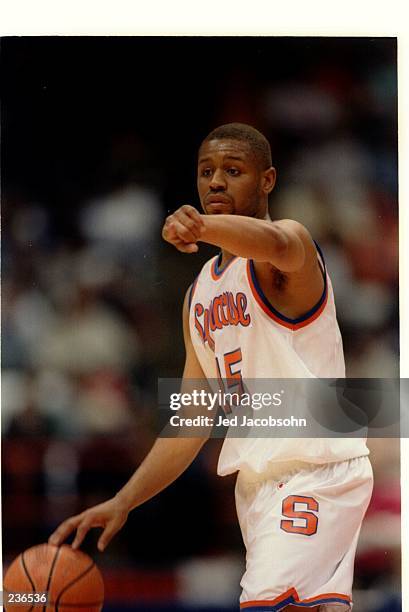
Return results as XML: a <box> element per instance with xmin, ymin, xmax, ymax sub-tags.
<box><xmin>179</xmin><ymin>220</ymin><xmax>202</xmax><ymax>240</ymax></box>
<box><xmin>162</xmin><ymin>221</ymin><xmax>178</xmax><ymax>242</ymax></box>
<box><xmin>174</xmin><ymin>241</ymin><xmax>199</xmax><ymax>253</ymax></box>
<box><xmin>97</xmin><ymin>520</ymin><xmax>121</xmax><ymax>552</ymax></box>
<box><xmin>165</xmin><ymin>208</ymin><xmax>203</xmax><ymax>240</ymax></box>
<box><xmin>48</xmin><ymin>516</ymin><xmax>82</xmax><ymax>546</ymax></box>
<box><xmin>71</xmin><ymin>518</ymin><xmax>96</xmax><ymax>550</ymax></box>
<box><xmin>183</xmin><ymin>243</ymin><xmax>199</xmax><ymax>253</ymax></box>
<box><xmin>170</xmin><ymin>219</ymin><xmax>199</xmax><ymax>243</ymax></box>
<box><xmin>180</xmin><ymin>205</ymin><xmax>205</xmax><ymax>226</ymax></box>
<box><xmin>163</xmin><ymin>221</ymin><xmax>198</xmax><ymax>245</ymax></box>
<box><xmin>163</xmin><ymin>226</ymin><xmax>199</xmax><ymax>252</ymax></box>
<box><xmin>176</xmin><ymin>209</ymin><xmax>204</xmax><ymax>238</ymax></box>
<box><xmin>178</xmin><ymin>208</ymin><xmax>204</xmax><ymax>230</ymax></box>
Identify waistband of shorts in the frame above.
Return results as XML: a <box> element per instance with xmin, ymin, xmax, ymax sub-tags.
<box><xmin>237</xmin><ymin>460</ymin><xmax>317</xmax><ymax>484</ymax></box>
<box><xmin>237</xmin><ymin>455</ymin><xmax>370</xmax><ymax>485</ymax></box>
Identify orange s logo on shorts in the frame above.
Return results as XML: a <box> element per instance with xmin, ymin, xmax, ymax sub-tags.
<box><xmin>280</xmin><ymin>495</ymin><xmax>319</xmax><ymax>536</ymax></box>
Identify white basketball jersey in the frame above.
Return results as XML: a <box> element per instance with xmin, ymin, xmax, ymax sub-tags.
<box><xmin>188</xmin><ymin>248</ymin><xmax>369</xmax><ymax>475</ymax></box>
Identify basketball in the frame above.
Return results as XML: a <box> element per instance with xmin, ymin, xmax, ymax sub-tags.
<box><xmin>3</xmin><ymin>543</ymin><xmax>104</xmax><ymax>611</ymax></box>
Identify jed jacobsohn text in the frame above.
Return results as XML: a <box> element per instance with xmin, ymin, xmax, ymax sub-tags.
<box><xmin>170</xmin><ymin>414</ymin><xmax>307</xmax><ymax>428</ymax></box>
<box><xmin>169</xmin><ymin>390</ymin><xmax>284</xmax><ymax>411</ymax></box>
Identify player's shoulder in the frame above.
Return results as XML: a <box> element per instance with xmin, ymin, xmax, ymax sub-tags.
<box><xmin>273</xmin><ymin>218</ymin><xmax>318</xmax><ymax>260</ymax></box>
<box><xmin>273</xmin><ymin>218</ymin><xmax>314</xmax><ymax>243</ymax></box>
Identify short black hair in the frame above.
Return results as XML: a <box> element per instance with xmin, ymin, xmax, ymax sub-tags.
<box><xmin>200</xmin><ymin>123</ymin><xmax>272</xmax><ymax>170</ymax></box>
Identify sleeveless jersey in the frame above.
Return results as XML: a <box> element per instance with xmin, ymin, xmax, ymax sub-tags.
<box><xmin>188</xmin><ymin>250</ymin><xmax>369</xmax><ymax>476</ymax></box>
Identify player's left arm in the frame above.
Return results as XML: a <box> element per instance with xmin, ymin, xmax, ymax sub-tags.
<box><xmin>162</xmin><ymin>206</ymin><xmax>314</xmax><ymax>273</ymax></box>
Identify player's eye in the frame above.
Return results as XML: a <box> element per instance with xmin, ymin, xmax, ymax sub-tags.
<box><xmin>201</xmin><ymin>168</ymin><xmax>213</xmax><ymax>177</ymax></box>
<box><xmin>227</xmin><ymin>168</ymin><xmax>240</xmax><ymax>176</ymax></box>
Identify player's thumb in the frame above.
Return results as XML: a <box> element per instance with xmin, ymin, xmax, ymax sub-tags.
<box><xmin>182</xmin><ymin>243</ymin><xmax>199</xmax><ymax>253</ymax></box>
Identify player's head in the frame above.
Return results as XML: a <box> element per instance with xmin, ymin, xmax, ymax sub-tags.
<box><xmin>197</xmin><ymin>123</ymin><xmax>276</xmax><ymax>219</ymax></box>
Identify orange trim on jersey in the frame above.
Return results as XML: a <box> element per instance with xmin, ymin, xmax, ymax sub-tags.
<box><xmin>246</xmin><ymin>260</ymin><xmax>328</xmax><ymax>331</ymax></box>
<box><xmin>240</xmin><ymin>587</ymin><xmax>351</xmax><ymax>609</ymax></box>
<box><xmin>210</xmin><ymin>254</ymin><xmax>237</xmax><ymax>281</ymax></box>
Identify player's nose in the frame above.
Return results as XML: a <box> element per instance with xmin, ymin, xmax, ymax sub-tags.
<box><xmin>209</xmin><ymin>168</ymin><xmax>227</xmax><ymax>190</ymax></box>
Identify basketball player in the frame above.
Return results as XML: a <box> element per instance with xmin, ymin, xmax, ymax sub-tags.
<box><xmin>50</xmin><ymin>124</ymin><xmax>373</xmax><ymax>611</ymax></box>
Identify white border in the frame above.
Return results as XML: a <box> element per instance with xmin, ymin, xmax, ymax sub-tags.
<box><xmin>0</xmin><ymin>2</ymin><xmax>407</xmax><ymax>608</ymax></box>
<box><xmin>0</xmin><ymin>0</ymin><xmax>405</xmax><ymax>36</ymax></box>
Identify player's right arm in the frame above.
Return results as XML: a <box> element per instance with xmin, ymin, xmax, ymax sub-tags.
<box><xmin>49</xmin><ymin>287</ymin><xmax>210</xmax><ymax>552</ymax></box>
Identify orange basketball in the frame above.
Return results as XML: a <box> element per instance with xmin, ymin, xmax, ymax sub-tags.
<box><xmin>3</xmin><ymin>543</ymin><xmax>104</xmax><ymax>611</ymax></box>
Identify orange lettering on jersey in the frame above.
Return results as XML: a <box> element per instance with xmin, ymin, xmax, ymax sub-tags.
<box><xmin>193</xmin><ymin>292</ymin><xmax>251</xmax><ymax>348</ymax></box>
<box><xmin>227</xmin><ymin>292</ymin><xmax>240</xmax><ymax>325</ymax></box>
<box><xmin>212</xmin><ymin>296</ymin><xmax>224</xmax><ymax>329</ymax></box>
<box><xmin>194</xmin><ymin>303</ymin><xmax>205</xmax><ymax>342</ymax></box>
<box><xmin>237</xmin><ymin>292</ymin><xmax>251</xmax><ymax>326</ymax></box>
<box><xmin>203</xmin><ymin>309</ymin><xmax>215</xmax><ymax>350</ymax></box>
<box><xmin>222</xmin><ymin>293</ymin><xmax>231</xmax><ymax>324</ymax></box>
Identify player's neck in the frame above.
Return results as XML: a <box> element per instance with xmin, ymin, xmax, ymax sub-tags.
<box><xmin>254</xmin><ymin>203</ymin><xmax>270</xmax><ymax>221</ymax></box>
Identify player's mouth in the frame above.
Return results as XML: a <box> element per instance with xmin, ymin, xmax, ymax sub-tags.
<box><xmin>205</xmin><ymin>195</ymin><xmax>233</xmax><ymax>214</ymax></box>
<box><xmin>206</xmin><ymin>194</ymin><xmax>231</xmax><ymax>204</ymax></box>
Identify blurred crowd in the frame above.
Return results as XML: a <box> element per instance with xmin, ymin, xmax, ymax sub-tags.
<box><xmin>2</xmin><ymin>39</ymin><xmax>400</xmax><ymax>612</ymax></box>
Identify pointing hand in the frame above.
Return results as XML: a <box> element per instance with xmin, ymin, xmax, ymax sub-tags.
<box><xmin>162</xmin><ymin>205</ymin><xmax>205</xmax><ymax>253</ymax></box>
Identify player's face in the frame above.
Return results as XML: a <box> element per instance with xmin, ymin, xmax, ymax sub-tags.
<box><xmin>197</xmin><ymin>139</ymin><xmax>275</xmax><ymax>218</ymax></box>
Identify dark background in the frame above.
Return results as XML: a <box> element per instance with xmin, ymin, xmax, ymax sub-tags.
<box><xmin>1</xmin><ymin>37</ymin><xmax>400</xmax><ymax>611</ymax></box>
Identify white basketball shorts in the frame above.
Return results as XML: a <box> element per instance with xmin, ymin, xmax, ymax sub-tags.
<box><xmin>235</xmin><ymin>456</ymin><xmax>373</xmax><ymax>611</ymax></box>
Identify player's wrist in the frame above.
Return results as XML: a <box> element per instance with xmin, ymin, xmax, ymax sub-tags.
<box><xmin>114</xmin><ymin>489</ymin><xmax>135</xmax><ymax>514</ymax></box>
<box><xmin>197</xmin><ymin>215</ymin><xmax>220</xmax><ymax>244</ymax></box>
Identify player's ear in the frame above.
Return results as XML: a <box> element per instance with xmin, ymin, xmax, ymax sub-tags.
<box><xmin>261</xmin><ymin>167</ymin><xmax>276</xmax><ymax>194</ymax></box>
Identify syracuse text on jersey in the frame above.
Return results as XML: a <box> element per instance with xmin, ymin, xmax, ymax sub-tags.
<box><xmin>194</xmin><ymin>290</ymin><xmax>251</xmax><ymax>350</ymax></box>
